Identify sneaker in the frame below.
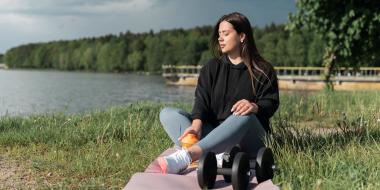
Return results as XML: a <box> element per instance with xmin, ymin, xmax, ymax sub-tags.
<box><xmin>216</xmin><ymin>153</ymin><xmax>224</xmax><ymax>168</ymax></box>
<box><xmin>157</xmin><ymin>149</ymin><xmax>192</xmax><ymax>174</ymax></box>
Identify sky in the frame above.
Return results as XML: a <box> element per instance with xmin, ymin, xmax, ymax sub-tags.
<box><xmin>0</xmin><ymin>0</ymin><xmax>296</xmax><ymax>54</ymax></box>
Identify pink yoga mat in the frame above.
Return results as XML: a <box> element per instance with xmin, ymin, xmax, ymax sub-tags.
<box><xmin>124</xmin><ymin>147</ymin><xmax>279</xmax><ymax>190</ymax></box>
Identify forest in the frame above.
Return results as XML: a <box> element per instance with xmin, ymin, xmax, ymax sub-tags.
<box><xmin>3</xmin><ymin>24</ymin><xmax>379</xmax><ymax>72</ymax></box>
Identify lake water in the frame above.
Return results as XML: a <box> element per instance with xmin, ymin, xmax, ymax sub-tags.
<box><xmin>0</xmin><ymin>70</ymin><xmax>195</xmax><ymax>116</ymax></box>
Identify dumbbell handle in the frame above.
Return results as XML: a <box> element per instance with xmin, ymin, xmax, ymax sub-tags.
<box><xmin>217</xmin><ymin>168</ymin><xmax>232</xmax><ymax>175</ymax></box>
<box><xmin>216</xmin><ymin>161</ymin><xmax>276</xmax><ymax>176</ymax></box>
<box><xmin>250</xmin><ymin>160</ymin><xmax>277</xmax><ymax>171</ymax></box>
<box><xmin>250</xmin><ymin>160</ymin><xmax>256</xmax><ymax>168</ymax></box>
<box><xmin>217</xmin><ymin>161</ymin><xmax>256</xmax><ymax>175</ymax></box>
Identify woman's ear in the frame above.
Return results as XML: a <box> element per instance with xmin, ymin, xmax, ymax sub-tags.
<box><xmin>240</xmin><ymin>33</ymin><xmax>246</xmax><ymax>43</ymax></box>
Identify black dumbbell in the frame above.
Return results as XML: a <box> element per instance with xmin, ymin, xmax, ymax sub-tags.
<box><xmin>222</xmin><ymin>146</ymin><xmax>241</xmax><ymax>183</ymax></box>
<box><xmin>254</xmin><ymin>147</ymin><xmax>275</xmax><ymax>183</ymax></box>
<box><xmin>197</xmin><ymin>151</ymin><xmax>250</xmax><ymax>190</ymax></box>
<box><xmin>197</xmin><ymin>147</ymin><xmax>275</xmax><ymax>190</ymax></box>
<box><xmin>197</xmin><ymin>146</ymin><xmax>241</xmax><ymax>188</ymax></box>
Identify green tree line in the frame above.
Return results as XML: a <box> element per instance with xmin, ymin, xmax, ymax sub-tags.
<box><xmin>0</xmin><ymin>54</ymin><xmax>4</xmax><ymax>63</ymax></box>
<box><xmin>4</xmin><ymin>24</ymin><xmax>379</xmax><ymax>72</ymax></box>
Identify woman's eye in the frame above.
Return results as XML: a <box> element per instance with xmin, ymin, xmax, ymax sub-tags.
<box><xmin>218</xmin><ymin>32</ymin><xmax>229</xmax><ymax>37</ymax></box>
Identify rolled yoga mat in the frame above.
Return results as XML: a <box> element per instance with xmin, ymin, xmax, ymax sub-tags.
<box><xmin>124</xmin><ymin>147</ymin><xmax>279</xmax><ymax>190</ymax></box>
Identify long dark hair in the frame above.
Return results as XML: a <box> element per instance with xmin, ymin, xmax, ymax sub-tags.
<box><xmin>211</xmin><ymin>12</ymin><xmax>271</xmax><ymax>95</ymax></box>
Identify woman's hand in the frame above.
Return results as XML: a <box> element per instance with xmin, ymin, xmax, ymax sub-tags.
<box><xmin>231</xmin><ymin>99</ymin><xmax>259</xmax><ymax>116</ymax></box>
<box><xmin>178</xmin><ymin>119</ymin><xmax>202</xmax><ymax>141</ymax></box>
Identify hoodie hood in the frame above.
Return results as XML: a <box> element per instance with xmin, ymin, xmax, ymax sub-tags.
<box><xmin>221</xmin><ymin>54</ymin><xmax>247</xmax><ymax>70</ymax></box>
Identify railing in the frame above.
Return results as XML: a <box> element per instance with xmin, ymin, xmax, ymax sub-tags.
<box><xmin>275</xmin><ymin>66</ymin><xmax>380</xmax><ymax>77</ymax></box>
<box><xmin>162</xmin><ymin>65</ymin><xmax>380</xmax><ymax>77</ymax></box>
<box><xmin>162</xmin><ymin>65</ymin><xmax>202</xmax><ymax>77</ymax></box>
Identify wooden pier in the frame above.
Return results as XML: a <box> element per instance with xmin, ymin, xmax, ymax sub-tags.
<box><xmin>162</xmin><ymin>65</ymin><xmax>380</xmax><ymax>91</ymax></box>
<box><xmin>0</xmin><ymin>63</ymin><xmax>8</xmax><ymax>70</ymax></box>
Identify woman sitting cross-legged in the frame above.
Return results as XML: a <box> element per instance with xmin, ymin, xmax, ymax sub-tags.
<box><xmin>157</xmin><ymin>12</ymin><xmax>279</xmax><ymax>174</ymax></box>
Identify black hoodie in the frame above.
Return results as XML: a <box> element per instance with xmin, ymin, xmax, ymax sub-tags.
<box><xmin>191</xmin><ymin>54</ymin><xmax>279</xmax><ymax>132</ymax></box>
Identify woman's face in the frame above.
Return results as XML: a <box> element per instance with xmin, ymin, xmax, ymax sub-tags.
<box><xmin>218</xmin><ymin>21</ymin><xmax>245</xmax><ymax>55</ymax></box>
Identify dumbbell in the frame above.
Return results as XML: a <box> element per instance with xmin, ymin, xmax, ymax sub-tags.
<box><xmin>197</xmin><ymin>146</ymin><xmax>275</xmax><ymax>190</ymax></box>
<box><xmin>221</xmin><ymin>146</ymin><xmax>241</xmax><ymax>183</ymax></box>
<box><xmin>254</xmin><ymin>147</ymin><xmax>275</xmax><ymax>183</ymax></box>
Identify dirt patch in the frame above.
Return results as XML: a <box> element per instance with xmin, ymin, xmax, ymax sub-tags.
<box><xmin>0</xmin><ymin>155</ymin><xmax>37</xmax><ymax>190</ymax></box>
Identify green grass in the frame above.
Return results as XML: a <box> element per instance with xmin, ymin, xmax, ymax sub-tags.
<box><xmin>0</xmin><ymin>91</ymin><xmax>379</xmax><ymax>189</ymax></box>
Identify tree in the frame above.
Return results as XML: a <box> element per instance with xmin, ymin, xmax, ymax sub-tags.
<box><xmin>0</xmin><ymin>54</ymin><xmax>4</xmax><ymax>63</ymax></box>
<box><xmin>80</xmin><ymin>47</ymin><xmax>95</xmax><ymax>70</ymax></box>
<box><xmin>143</xmin><ymin>36</ymin><xmax>165</xmax><ymax>72</ymax></box>
<box><xmin>96</xmin><ymin>43</ymin><xmax>112</xmax><ymax>72</ymax></box>
<box><xmin>109</xmin><ymin>39</ymin><xmax>128</xmax><ymax>71</ymax></box>
<box><xmin>198</xmin><ymin>50</ymin><xmax>213</xmax><ymax>65</ymax></box>
<box><xmin>32</xmin><ymin>46</ymin><xmax>46</xmax><ymax>68</ymax></box>
<box><xmin>127</xmin><ymin>51</ymin><xmax>144</xmax><ymax>71</ymax></box>
<box><xmin>288</xmin><ymin>0</ymin><xmax>380</xmax><ymax>90</ymax></box>
<box><xmin>275</xmin><ymin>38</ymin><xmax>289</xmax><ymax>66</ymax></box>
<box><xmin>307</xmin><ymin>34</ymin><xmax>324</xmax><ymax>66</ymax></box>
<box><xmin>287</xmin><ymin>32</ymin><xmax>308</xmax><ymax>67</ymax></box>
<box><xmin>259</xmin><ymin>33</ymin><xmax>278</xmax><ymax>65</ymax></box>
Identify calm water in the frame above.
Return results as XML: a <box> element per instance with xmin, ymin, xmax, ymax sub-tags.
<box><xmin>0</xmin><ymin>70</ymin><xmax>195</xmax><ymax>116</ymax></box>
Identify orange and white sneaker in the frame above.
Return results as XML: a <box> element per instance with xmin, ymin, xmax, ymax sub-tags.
<box><xmin>216</xmin><ymin>152</ymin><xmax>224</xmax><ymax>168</ymax></box>
<box><xmin>157</xmin><ymin>149</ymin><xmax>192</xmax><ymax>174</ymax></box>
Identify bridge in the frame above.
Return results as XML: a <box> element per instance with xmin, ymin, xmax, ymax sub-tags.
<box><xmin>162</xmin><ymin>65</ymin><xmax>380</xmax><ymax>90</ymax></box>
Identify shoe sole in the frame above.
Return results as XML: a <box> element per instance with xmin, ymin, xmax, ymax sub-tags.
<box><xmin>157</xmin><ymin>157</ymin><xmax>167</xmax><ymax>174</ymax></box>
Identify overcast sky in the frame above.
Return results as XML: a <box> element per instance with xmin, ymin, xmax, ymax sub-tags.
<box><xmin>0</xmin><ymin>0</ymin><xmax>296</xmax><ymax>53</ymax></box>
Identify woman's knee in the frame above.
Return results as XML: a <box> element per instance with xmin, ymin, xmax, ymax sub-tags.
<box><xmin>237</xmin><ymin>114</ymin><xmax>266</xmax><ymax>134</ymax></box>
<box><xmin>227</xmin><ymin>113</ymin><xmax>260</xmax><ymax>126</ymax></box>
<box><xmin>159</xmin><ymin>107</ymin><xmax>190</xmax><ymax>124</ymax></box>
<box><xmin>159</xmin><ymin>107</ymin><xmax>177</xmax><ymax>123</ymax></box>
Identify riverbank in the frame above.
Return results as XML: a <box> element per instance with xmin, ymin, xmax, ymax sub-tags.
<box><xmin>0</xmin><ymin>92</ymin><xmax>379</xmax><ymax>189</ymax></box>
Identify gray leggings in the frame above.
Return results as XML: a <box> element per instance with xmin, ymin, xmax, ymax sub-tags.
<box><xmin>159</xmin><ymin>107</ymin><xmax>267</xmax><ymax>157</ymax></box>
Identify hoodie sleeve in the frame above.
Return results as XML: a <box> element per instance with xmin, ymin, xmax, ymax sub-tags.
<box><xmin>191</xmin><ymin>60</ymin><xmax>213</xmax><ymax>121</ymax></box>
<box><xmin>256</xmin><ymin>66</ymin><xmax>280</xmax><ymax>119</ymax></box>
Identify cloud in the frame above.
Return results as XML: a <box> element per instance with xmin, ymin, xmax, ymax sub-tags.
<box><xmin>0</xmin><ymin>0</ymin><xmax>168</xmax><ymax>38</ymax></box>
<box><xmin>0</xmin><ymin>0</ymin><xmax>32</xmax><ymax>11</ymax></box>
<box><xmin>0</xmin><ymin>13</ymin><xmax>41</xmax><ymax>33</ymax></box>
<box><xmin>0</xmin><ymin>0</ymin><xmax>295</xmax><ymax>53</ymax></box>
<box><xmin>0</xmin><ymin>13</ymin><xmax>34</xmax><ymax>25</ymax></box>
<box><xmin>77</xmin><ymin>0</ymin><xmax>160</xmax><ymax>14</ymax></box>
<box><xmin>0</xmin><ymin>0</ymin><xmax>164</xmax><ymax>16</ymax></box>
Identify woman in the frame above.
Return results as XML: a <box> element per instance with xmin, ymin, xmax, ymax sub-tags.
<box><xmin>158</xmin><ymin>12</ymin><xmax>279</xmax><ymax>174</ymax></box>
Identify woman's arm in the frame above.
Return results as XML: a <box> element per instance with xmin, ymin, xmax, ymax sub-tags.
<box><xmin>231</xmin><ymin>66</ymin><xmax>279</xmax><ymax>117</ymax></box>
<box><xmin>256</xmin><ymin>67</ymin><xmax>280</xmax><ymax>119</ymax></box>
<box><xmin>231</xmin><ymin>99</ymin><xmax>259</xmax><ymax>115</ymax></box>
<box><xmin>178</xmin><ymin>119</ymin><xmax>203</xmax><ymax>140</ymax></box>
<box><xmin>178</xmin><ymin>60</ymin><xmax>214</xmax><ymax>140</ymax></box>
<box><xmin>191</xmin><ymin>60</ymin><xmax>213</xmax><ymax>122</ymax></box>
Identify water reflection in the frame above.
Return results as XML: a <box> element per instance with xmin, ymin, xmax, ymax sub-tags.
<box><xmin>0</xmin><ymin>70</ymin><xmax>195</xmax><ymax>116</ymax></box>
